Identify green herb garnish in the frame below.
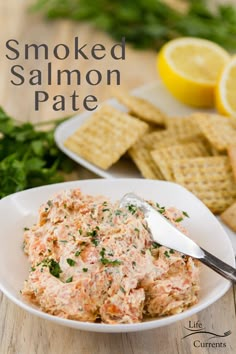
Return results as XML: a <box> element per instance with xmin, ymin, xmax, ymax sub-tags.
<box><xmin>0</xmin><ymin>107</ymin><xmax>74</xmax><ymax>198</ymax></box>
<box><xmin>87</xmin><ymin>229</ymin><xmax>97</xmax><ymax>237</ymax></box>
<box><xmin>120</xmin><ymin>286</ymin><xmax>125</xmax><ymax>294</ymax></box>
<box><xmin>33</xmin><ymin>0</ymin><xmax>236</xmax><ymax>51</ymax></box>
<box><xmin>100</xmin><ymin>247</ymin><xmax>121</xmax><ymax>266</ymax></box>
<box><xmin>67</xmin><ymin>258</ymin><xmax>76</xmax><ymax>266</ymax></box>
<box><xmin>182</xmin><ymin>211</ymin><xmax>190</xmax><ymax>218</ymax></box>
<box><xmin>75</xmin><ymin>250</ymin><xmax>81</xmax><ymax>257</ymax></box>
<box><xmin>100</xmin><ymin>258</ymin><xmax>122</xmax><ymax>266</ymax></box>
<box><xmin>128</xmin><ymin>204</ymin><xmax>137</xmax><ymax>214</ymax></box>
<box><xmin>175</xmin><ymin>217</ymin><xmax>183</xmax><ymax>223</ymax></box>
<box><xmin>65</xmin><ymin>276</ymin><xmax>73</xmax><ymax>283</ymax></box>
<box><xmin>152</xmin><ymin>241</ymin><xmax>161</xmax><ymax>249</ymax></box>
<box><xmin>92</xmin><ymin>238</ymin><xmax>99</xmax><ymax>246</ymax></box>
<box><xmin>82</xmin><ymin>268</ymin><xmax>88</xmax><ymax>272</ymax></box>
<box><xmin>164</xmin><ymin>251</ymin><xmax>170</xmax><ymax>258</ymax></box>
<box><xmin>100</xmin><ymin>247</ymin><xmax>106</xmax><ymax>258</ymax></box>
<box><xmin>48</xmin><ymin>259</ymin><xmax>62</xmax><ymax>278</ymax></box>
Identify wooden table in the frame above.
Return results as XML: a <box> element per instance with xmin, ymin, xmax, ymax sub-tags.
<box><xmin>0</xmin><ymin>1</ymin><xmax>236</xmax><ymax>353</ymax></box>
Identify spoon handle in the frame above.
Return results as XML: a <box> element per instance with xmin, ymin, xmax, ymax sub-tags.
<box><xmin>200</xmin><ymin>248</ymin><xmax>236</xmax><ymax>283</ymax></box>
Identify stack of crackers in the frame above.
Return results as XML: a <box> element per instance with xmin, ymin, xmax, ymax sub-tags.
<box><xmin>64</xmin><ymin>90</ymin><xmax>236</xmax><ymax>231</ymax></box>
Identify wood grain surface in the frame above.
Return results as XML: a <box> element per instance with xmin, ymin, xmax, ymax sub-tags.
<box><xmin>0</xmin><ymin>1</ymin><xmax>236</xmax><ymax>353</ymax></box>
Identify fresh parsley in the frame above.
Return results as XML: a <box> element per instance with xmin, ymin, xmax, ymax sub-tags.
<box><xmin>100</xmin><ymin>248</ymin><xmax>106</xmax><ymax>258</ymax></box>
<box><xmin>152</xmin><ymin>241</ymin><xmax>161</xmax><ymax>249</ymax></box>
<box><xmin>175</xmin><ymin>217</ymin><xmax>183</xmax><ymax>223</ymax></box>
<box><xmin>49</xmin><ymin>260</ymin><xmax>62</xmax><ymax>277</ymax></box>
<box><xmin>33</xmin><ymin>0</ymin><xmax>236</xmax><ymax>51</ymax></box>
<box><xmin>100</xmin><ymin>258</ymin><xmax>122</xmax><ymax>266</ymax></box>
<box><xmin>164</xmin><ymin>251</ymin><xmax>170</xmax><ymax>258</ymax></box>
<box><xmin>128</xmin><ymin>204</ymin><xmax>137</xmax><ymax>214</ymax></box>
<box><xmin>0</xmin><ymin>107</ymin><xmax>74</xmax><ymax>198</ymax></box>
<box><xmin>67</xmin><ymin>258</ymin><xmax>76</xmax><ymax>266</ymax></box>
<box><xmin>65</xmin><ymin>276</ymin><xmax>73</xmax><ymax>283</ymax></box>
<box><xmin>47</xmin><ymin>259</ymin><xmax>62</xmax><ymax>278</ymax></box>
<box><xmin>182</xmin><ymin>211</ymin><xmax>190</xmax><ymax>218</ymax></box>
<box><xmin>92</xmin><ymin>238</ymin><xmax>99</xmax><ymax>246</ymax></box>
<box><xmin>156</xmin><ymin>203</ymin><xmax>166</xmax><ymax>214</ymax></box>
<box><xmin>37</xmin><ymin>258</ymin><xmax>62</xmax><ymax>278</ymax></box>
<box><xmin>120</xmin><ymin>286</ymin><xmax>126</xmax><ymax>294</ymax></box>
<box><xmin>99</xmin><ymin>247</ymin><xmax>121</xmax><ymax>266</ymax></box>
<box><xmin>87</xmin><ymin>229</ymin><xmax>97</xmax><ymax>237</ymax></box>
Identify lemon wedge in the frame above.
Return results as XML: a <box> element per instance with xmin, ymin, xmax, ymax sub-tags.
<box><xmin>216</xmin><ymin>57</ymin><xmax>236</xmax><ymax>117</ymax></box>
<box><xmin>157</xmin><ymin>37</ymin><xmax>230</xmax><ymax>108</ymax></box>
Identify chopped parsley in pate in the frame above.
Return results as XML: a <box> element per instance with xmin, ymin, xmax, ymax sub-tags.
<box><xmin>22</xmin><ymin>189</ymin><xmax>200</xmax><ymax>324</ymax></box>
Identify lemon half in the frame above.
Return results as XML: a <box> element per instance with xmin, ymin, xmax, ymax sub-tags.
<box><xmin>158</xmin><ymin>37</ymin><xmax>230</xmax><ymax>108</ymax></box>
<box><xmin>216</xmin><ymin>57</ymin><xmax>236</xmax><ymax>117</ymax></box>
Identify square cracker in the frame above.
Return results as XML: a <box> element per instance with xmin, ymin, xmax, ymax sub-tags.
<box><xmin>142</xmin><ymin>130</ymin><xmax>181</xmax><ymax>150</ymax></box>
<box><xmin>151</xmin><ymin>142</ymin><xmax>209</xmax><ymax>181</ymax></box>
<box><xmin>144</xmin><ymin>124</ymin><xmax>211</xmax><ymax>153</ymax></box>
<box><xmin>221</xmin><ymin>202</ymin><xmax>236</xmax><ymax>232</ymax></box>
<box><xmin>171</xmin><ymin>156</ymin><xmax>236</xmax><ymax>213</ymax></box>
<box><xmin>64</xmin><ymin>105</ymin><xmax>148</xmax><ymax>170</ymax></box>
<box><xmin>129</xmin><ymin>129</ymin><xmax>184</xmax><ymax>179</ymax></box>
<box><xmin>165</xmin><ymin>115</ymin><xmax>202</xmax><ymax>141</ymax></box>
<box><xmin>129</xmin><ymin>139</ymin><xmax>163</xmax><ymax>180</ymax></box>
<box><xmin>193</xmin><ymin>113</ymin><xmax>236</xmax><ymax>151</ymax></box>
<box><xmin>114</xmin><ymin>90</ymin><xmax>166</xmax><ymax>125</ymax></box>
<box><xmin>228</xmin><ymin>145</ymin><xmax>236</xmax><ymax>182</ymax></box>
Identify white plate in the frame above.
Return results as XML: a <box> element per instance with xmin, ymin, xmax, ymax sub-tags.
<box><xmin>55</xmin><ymin>81</ymin><xmax>236</xmax><ymax>254</ymax></box>
<box><xmin>55</xmin><ymin>81</ymin><xmax>213</xmax><ymax>179</ymax></box>
<box><xmin>0</xmin><ymin>179</ymin><xmax>234</xmax><ymax>333</ymax></box>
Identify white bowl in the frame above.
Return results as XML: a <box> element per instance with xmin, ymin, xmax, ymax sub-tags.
<box><xmin>0</xmin><ymin>179</ymin><xmax>234</xmax><ymax>333</ymax></box>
